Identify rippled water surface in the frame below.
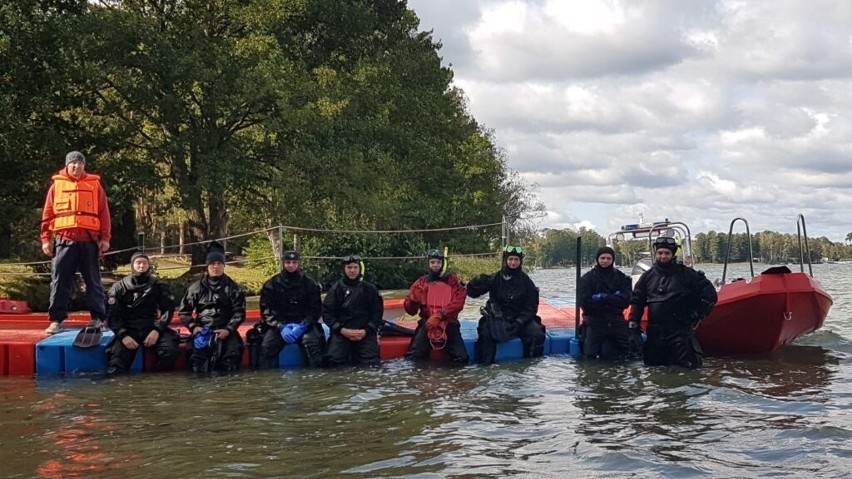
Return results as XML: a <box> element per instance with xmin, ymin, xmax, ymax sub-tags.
<box><xmin>2</xmin><ymin>264</ymin><xmax>851</xmax><ymax>478</ymax></box>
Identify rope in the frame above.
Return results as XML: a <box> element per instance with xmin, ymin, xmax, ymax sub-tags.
<box><xmin>147</xmin><ymin>226</ymin><xmax>279</xmax><ymax>250</ymax></box>
<box><xmin>0</xmin><ymin>221</ymin><xmax>503</xmax><ymax>269</ymax></box>
<box><xmin>278</xmin><ymin>222</ymin><xmax>503</xmax><ymax>234</ymax></box>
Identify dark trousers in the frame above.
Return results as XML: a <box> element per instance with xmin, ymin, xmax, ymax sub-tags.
<box><xmin>325</xmin><ymin>331</ymin><xmax>380</xmax><ymax>367</ymax></box>
<box><xmin>257</xmin><ymin>324</ymin><xmax>325</xmax><ymax>368</ymax></box>
<box><xmin>476</xmin><ymin>317</ymin><xmax>546</xmax><ymax>364</ymax></box>
<box><xmin>49</xmin><ymin>239</ymin><xmax>105</xmax><ymax>323</ymax></box>
<box><xmin>186</xmin><ymin>331</ymin><xmax>243</xmax><ymax>372</ymax></box>
<box><xmin>408</xmin><ymin>321</ymin><xmax>470</xmax><ymax>364</ymax></box>
<box><xmin>644</xmin><ymin>324</ymin><xmax>703</xmax><ymax>369</ymax></box>
<box><xmin>583</xmin><ymin>317</ymin><xmax>630</xmax><ymax>360</ymax></box>
<box><xmin>106</xmin><ymin>328</ymin><xmax>179</xmax><ymax>374</ymax></box>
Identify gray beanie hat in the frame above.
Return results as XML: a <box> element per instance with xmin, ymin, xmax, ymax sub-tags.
<box><xmin>65</xmin><ymin>151</ymin><xmax>86</xmax><ymax>165</ymax></box>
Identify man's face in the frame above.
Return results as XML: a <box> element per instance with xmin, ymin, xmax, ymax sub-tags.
<box><xmin>597</xmin><ymin>254</ymin><xmax>613</xmax><ymax>268</ymax></box>
<box><xmin>132</xmin><ymin>257</ymin><xmax>150</xmax><ymax>274</ymax></box>
<box><xmin>506</xmin><ymin>256</ymin><xmax>521</xmax><ymax>269</ymax></box>
<box><xmin>66</xmin><ymin>160</ymin><xmax>85</xmax><ymax>179</ymax></box>
<box><xmin>655</xmin><ymin>248</ymin><xmax>674</xmax><ymax>264</ymax></box>
<box><xmin>207</xmin><ymin>261</ymin><xmax>225</xmax><ymax>277</ymax></box>
<box><xmin>283</xmin><ymin>259</ymin><xmax>300</xmax><ymax>273</ymax></box>
<box><xmin>428</xmin><ymin>258</ymin><xmax>443</xmax><ymax>273</ymax></box>
<box><xmin>344</xmin><ymin>263</ymin><xmax>360</xmax><ymax>280</ymax></box>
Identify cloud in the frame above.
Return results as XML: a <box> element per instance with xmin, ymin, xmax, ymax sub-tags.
<box><xmin>408</xmin><ymin>0</ymin><xmax>852</xmax><ymax>241</ymax></box>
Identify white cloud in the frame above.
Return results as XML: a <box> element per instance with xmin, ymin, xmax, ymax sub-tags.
<box><xmin>408</xmin><ymin>0</ymin><xmax>852</xmax><ymax>241</ymax></box>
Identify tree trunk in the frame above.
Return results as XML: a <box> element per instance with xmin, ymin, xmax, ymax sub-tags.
<box><xmin>179</xmin><ymin>221</ymin><xmax>185</xmax><ymax>256</ymax></box>
<box><xmin>209</xmin><ymin>193</ymin><xmax>228</xmax><ymax>247</ymax></box>
<box><xmin>0</xmin><ymin>221</ymin><xmax>10</xmax><ymax>258</ymax></box>
<box><xmin>266</xmin><ymin>225</ymin><xmax>283</xmax><ymax>269</ymax></box>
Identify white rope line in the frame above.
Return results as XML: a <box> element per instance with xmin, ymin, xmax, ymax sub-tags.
<box><xmin>304</xmin><ymin>252</ymin><xmax>501</xmax><ymax>260</ymax></box>
<box><xmin>141</xmin><ymin>226</ymin><xmax>280</xmax><ymax>251</ymax></box>
<box><xmin>1</xmin><ymin>221</ymin><xmax>503</xmax><ymax>268</ymax></box>
<box><xmin>142</xmin><ymin>222</ymin><xmax>503</xmax><ymax>252</ymax></box>
<box><xmin>152</xmin><ymin>255</ymin><xmax>282</xmax><ymax>271</ymax></box>
<box><xmin>0</xmin><ymin>252</ymin><xmax>502</xmax><ymax>276</ymax></box>
<box><xmin>278</xmin><ymin>222</ymin><xmax>503</xmax><ymax>234</ymax></box>
<box><xmin>1</xmin><ymin>245</ymin><xmax>142</xmax><ymax>268</ymax></box>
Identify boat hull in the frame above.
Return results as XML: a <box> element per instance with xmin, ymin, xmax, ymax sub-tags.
<box><xmin>697</xmin><ymin>272</ymin><xmax>832</xmax><ymax>355</ymax></box>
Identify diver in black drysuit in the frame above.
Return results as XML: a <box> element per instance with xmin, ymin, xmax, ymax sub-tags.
<box><xmin>577</xmin><ymin>246</ymin><xmax>633</xmax><ymax>360</ymax></box>
<box><xmin>106</xmin><ymin>252</ymin><xmax>179</xmax><ymax>374</ymax></box>
<box><xmin>178</xmin><ymin>249</ymin><xmax>246</xmax><ymax>372</ymax></box>
<box><xmin>629</xmin><ymin>237</ymin><xmax>717</xmax><ymax>369</ymax></box>
<box><xmin>323</xmin><ymin>255</ymin><xmax>383</xmax><ymax>367</ymax></box>
<box><xmin>466</xmin><ymin>246</ymin><xmax>545</xmax><ymax>364</ymax></box>
<box><xmin>251</xmin><ymin>250</ymin><xmax>325</xmax><ymax>369</ymax></box>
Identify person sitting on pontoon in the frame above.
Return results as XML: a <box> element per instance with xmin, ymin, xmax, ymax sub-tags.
<box><xmin>404</xmin><ymin>249</ymin><xmax>469</xmax><ymax>364</ymax></box>
<box><xmin>466</xmin><ymin>245</ymin><xmax>545</xmax><ymax>364</ymax></box>
<box><xmin>105</xmin><ymin>252</ymin><xmax>179</xmax><ymax>374</ymax></box>
<box><xmin>323</xmin><ymin>255</ymin><xmax>383</xmax><ymax>367</ymax></box>
<box><xmin>251</xmin><ymin>250</ymin><xmax>325</xmax><ymax>369</ymax></box>
<box><xmin>178</xmin><ymin>245</ymin><xmax>246</xmax><ymax>373</ymax></box>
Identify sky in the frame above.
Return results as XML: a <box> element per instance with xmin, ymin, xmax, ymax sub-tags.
<box><xmin>406</xmin><ymin>0</ymin><xmax>852</xmax><ymax>242</ymax></box>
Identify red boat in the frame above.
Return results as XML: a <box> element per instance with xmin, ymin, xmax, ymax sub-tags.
<box><xmin>698</xmin><ymin>266</ymin><xmax>832</xmax><ymax>354</ymax></box>
<box><xmin>614</xmin><ymin>214</ymin><xmax>833</xmax><ymax>355</ymax></box>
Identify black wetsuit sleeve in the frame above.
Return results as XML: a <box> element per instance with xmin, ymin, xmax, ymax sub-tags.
<box><xmin>691</xmin><ymin>271</ymin><xmax>718</xmax><ymax>318</ymax></box>
<box><xmin>107</xmin><ymin>281</ymin><xmax>125</xmax><ymax>336</ymax></box>
<box><xmin>154</xmin><ymin>280</ymin><xmax>176</xmax><ymax>332</ymax></box>
<box><xmin>367</xmin><ymin>283</ymin><xmax>384</xmax><ymax>333</ymax></box>
<box><xmin>259</xmin><ymin>278</ymin><xmax>279</xmax><ymax>327</ymax></box>
<box><xmin>226</xmin><ymin>282</ymin><xmax>246</xmax><ymax>332</ymax></box>
<box><xmin>306</xmin><ymin>279</ymin><xmax>322</xmax><ymax>326</ymax></box>
<box><xmin>605</xmin><ymin>272</ymin><xmax>632</xmax><ymax>311</ymax></box>
<box><xmin>322</xmin><ymin>283</ymin><xmax>342</xmax><ymax>332</ymax></box>
<box><xmin>179</xmin><ymin>283</ymin><xmax>199</xmax><ymax>330</ymax></box>
<box><xmin>577</xmin><ymin>271</ymin><xmax>593</xmax><ymax>311</ymax></box>
<box><xmin>517</xmin><ymin>277</ymin><xmax>539</xmax><ymax>325</ymax></box>
<box><xmin>466</xmin><ymin>274</ymin><xmax>493</xmax><ymax>298</ymax></box>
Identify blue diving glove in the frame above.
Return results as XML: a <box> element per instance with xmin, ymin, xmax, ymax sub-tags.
<box><xmin>591</xmin><ymin>293</ymin><xmax>606</xmax><ymax>302</ymax></box>
<box><xmin>281</xmin><ymin>323</ymin><xmax>307</xmax><ymax>344</ymax></box>
<box><xmin>193</xmin><ymin>325</ymin><xmax>213</xmax><ymax>349</ymax></box>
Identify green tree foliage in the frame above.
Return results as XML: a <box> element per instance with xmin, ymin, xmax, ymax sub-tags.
<box><xmin>3</xmin><ymin>0</ymin><xmax>539</xmax><ymax>270</ymax></box>
<box><xmin>0</xmin><ymin>0</ymin><xmax>88</xmax><ymax>258</ymax></box>
<box><xmin>528</xmin><ymin>227</ymin><xmax>606</xmax><ymax>267</ymax></box>
<box><xmin>531</xmin><ymin>227</ymin><xmax>852</xmax><ymax>269</ymax></box>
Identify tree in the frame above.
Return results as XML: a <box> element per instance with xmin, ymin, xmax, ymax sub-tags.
<box><xmin>1</xmin><ymin>0</ymin><xmax>563</xmax><ymax>269</ymax></box>
<box><xmin>0</xmin><ymin>1</ymin><xmax>88</xmax><ymax>258</ymax></box>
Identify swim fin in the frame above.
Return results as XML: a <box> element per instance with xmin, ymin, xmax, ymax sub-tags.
<box><xmin>73</xmin><ymin>319</ymin><xmax>104</xmax><ymax>348</ymax></box>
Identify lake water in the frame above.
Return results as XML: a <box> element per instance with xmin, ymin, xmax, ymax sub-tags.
<box><xmin>1</xmin><ymin>264</ymin><xmax>850</xmax><ymax>478</ymax></box>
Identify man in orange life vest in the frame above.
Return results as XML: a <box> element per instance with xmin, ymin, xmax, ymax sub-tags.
<box><xmin>40</xmin><ymin>151</ymin><xmax>111</xmax><ymax>334</ymax></box>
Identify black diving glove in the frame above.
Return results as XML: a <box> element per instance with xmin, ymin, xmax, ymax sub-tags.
<box><xmin>688</xmin><ymin>311</ymin><xmax>703</xmax><ymax>330</ymax></box>
<box><xmin>508</xmin><ymin>318</ymin><xmax>525</xmax><ymax>337</ymax></box>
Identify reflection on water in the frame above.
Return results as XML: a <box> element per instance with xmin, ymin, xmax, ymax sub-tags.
<box><xmin>0</xmin><ymin>265</ymin><xmax>851</xmax><ymax>478</ymax></box>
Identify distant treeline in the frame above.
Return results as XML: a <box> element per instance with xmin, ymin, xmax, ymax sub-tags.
<box><xmin>527</xmin><ymin>228</ymin><xmax>851</xmax><ymax>267</ymax></box>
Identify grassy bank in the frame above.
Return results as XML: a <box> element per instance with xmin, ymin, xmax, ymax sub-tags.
<box><xmin>1</xmin><ymin>254</ymin><xmax>511</xmax><ymax>312</ymax></box>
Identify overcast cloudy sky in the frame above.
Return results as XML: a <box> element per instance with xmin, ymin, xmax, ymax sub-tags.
<box><xmin>407</xmin><ymin>0</ymin><xmax>852</xmax><ymax>241</ymax></box>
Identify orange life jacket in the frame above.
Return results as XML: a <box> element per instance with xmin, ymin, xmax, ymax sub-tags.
<box><xmin>50</xmin><ymin>173</ymin><xmax>102</xmax><ymax>232</ymax></box>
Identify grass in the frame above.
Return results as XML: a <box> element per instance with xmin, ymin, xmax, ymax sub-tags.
<box><xmin>1</xmin><ymin>253</ymin><xmax>522</xmax><ymax>311</ymax></box>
